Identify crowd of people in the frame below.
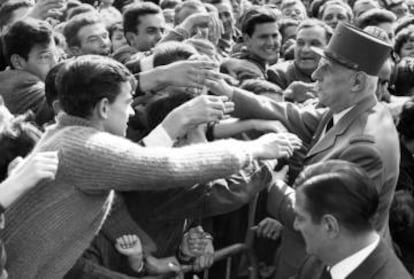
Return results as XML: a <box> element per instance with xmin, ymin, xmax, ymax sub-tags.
<box><xmin>0</xmin><ymin>0</ymin><xmax>414</xmax><ymax>278</ymax></box>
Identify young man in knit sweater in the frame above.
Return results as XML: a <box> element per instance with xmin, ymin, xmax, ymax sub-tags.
<box><xmin>1</xmin><ymin>55</ymin><xmax>302</xmax><ymax>279</ymax></box>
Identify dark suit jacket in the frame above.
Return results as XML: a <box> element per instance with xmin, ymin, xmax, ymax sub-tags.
<box><xmin>231</xmin><ymin>89</ymin><xmax>400</xmax><ymax>279</ymax></box>
<box><xmin>294</xmin><ymin>240</ymin><xmax>411</xmax><ymax>279</ymax></box>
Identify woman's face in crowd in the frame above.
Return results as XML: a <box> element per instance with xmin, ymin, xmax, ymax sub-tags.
<box><xmin>400</xmin><ymin>34</ymin><xmax>414</xmax><ymax>58</ymax></box>
<box><xmin>322</xmin><ymin>5</ymin><xmax>349</xmax><ymax>30</ymax></box>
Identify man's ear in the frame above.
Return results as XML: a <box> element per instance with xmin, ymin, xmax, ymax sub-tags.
<box><xmin>94</xmin><ymin>97</ymin><xmax>110</xmax><ymax>120</ymax></box>
<box><xmin>351</xmin><ymin>71</ymin><xmax>366</xmax><ymax>92</ymax></box>
<box><xmin>322</xmin><ymin>214</ymin><xmax>340</xmax><ymax>238</ymax></box>
<box><xmin>10</xmin><ymin>54</ymin><xmax>26</xmax><ymax>70</ymax></box>
<box><xmin>52</xmin><ymin>100</ymin><xmax>62</xmax><ymax>115</ymax></box>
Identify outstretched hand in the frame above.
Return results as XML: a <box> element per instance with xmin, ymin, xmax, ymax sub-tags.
<box><xmin>162</xmin><ymin>95</ymin><xmax>234</xmax><ymax>140</ymax></box>
<box><xmin>160</xmin><ymin>60</ymin><xmax>221</xmax><ymax>90</ymax></box>
<box><xmin>249</xmin><ymin>133</ymin><xmax>302</xmax><ymax>161</ymax></box>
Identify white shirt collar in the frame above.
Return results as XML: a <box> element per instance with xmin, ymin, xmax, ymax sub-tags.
<box><xmin>333</xmin><ymin>106</ymin><xmax>354</xmax><ymax>125</ymax></box>
<box><xmin>330</xmin><ymin>234</ymin><xmax>380</xmax><ymax>279</ymax></box>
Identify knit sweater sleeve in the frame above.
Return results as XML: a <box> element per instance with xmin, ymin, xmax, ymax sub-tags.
<box><xmin>59</xmin><ymin>127</ymin><xmax>252</xmax><ymax>193</ymax></box>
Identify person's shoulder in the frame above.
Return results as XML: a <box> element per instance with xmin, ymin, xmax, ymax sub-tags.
<box><xmin>369</xmin><ymin>240</ymin><xmax>412</xmax><ymax>279</ymax></box>
<box><xmin>0</xmin><ymin>69</ymin><xmax>41</xmax><ymax>86</ymax></box>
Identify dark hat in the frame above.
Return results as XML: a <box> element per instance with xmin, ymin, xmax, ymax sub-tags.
<box><xmin>311</xmin><ymin>23</ymin><xmax>392</xmax><ymax>76</ymax></box>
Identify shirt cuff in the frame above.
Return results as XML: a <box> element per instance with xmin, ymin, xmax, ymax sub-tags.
<box><xmin>142</xmin><ymin>124</ymin><xmax>175</xmax><ymax>147</ymax></box>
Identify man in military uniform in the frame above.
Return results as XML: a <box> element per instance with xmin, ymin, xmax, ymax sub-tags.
<box><xmin>212</xmin><ymin>23</ymin><xmax>400</xmax><ymax>279</ymax></box>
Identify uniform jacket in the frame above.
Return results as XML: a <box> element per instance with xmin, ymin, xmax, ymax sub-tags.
<box><xmin>231</xmin><ymin>89</ymin><xmax>400</xmax><ymax>279</ymax></box>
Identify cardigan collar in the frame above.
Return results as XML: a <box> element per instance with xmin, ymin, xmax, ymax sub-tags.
<box><xmin>55</xmin><ymin>112</ymin><xmax>103</xmax><ymax>131</ymax></box>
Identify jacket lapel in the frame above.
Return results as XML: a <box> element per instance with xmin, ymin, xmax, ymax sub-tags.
<box><xmin>306</xmin><ymin>96</ymin><xmax>377</xmax><ymax>159</ymax></box>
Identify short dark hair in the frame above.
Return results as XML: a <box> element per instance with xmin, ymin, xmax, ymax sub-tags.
<box><xmin>56</xmin><ymin>55</ymin><xmax>135</xmax><ymax>118</ymax></box>
<box><xmin>3</xmin><ymin>18</ymin><xmax>53</xmax><ymax>67</ymax></box>
<box><xmin>397</xmin><ymin>99</ymin><xmax>414</xmax><ymax>139</ymax></box>
<box><xmin>45</xmin><ymin>61</ymin><xmax>67</xmax><ymax>108</ymax></box>
<box><xmin>295</xmin><ymin>160</ymin><xmax>379</xmax><ymax>233</ymax></box>
<box><xmin>123</xmin><ymin>2</ymin><xmax>162</xmax><ymax>35</ymax></box>
<box><xmin>0</xmin><ymin>0</ymin><xmax>33</xmax><ymax>30</ymax></box>
<box><xmin>241</xmin><ymin>6</ymin><xmax>279</xmax><ymax>36</ymax></box>
<box><xmin>153</xmin><ymin>41</ymin><xmax>197</xmax><ymax>67</ymax></box>
<box><xmin>297</xmin><ymin>19</ymin><xmax>333</xmax><ymax>42</ymax></box>
<box><xmin>63</xmin><ymin>12</ymin><xmax>102</xmax><ymax>48</ymax></box>
<box><xmin>356</xmin><ymin>8</ymin><xmax>396</xmax><ymax>29</ymax></box>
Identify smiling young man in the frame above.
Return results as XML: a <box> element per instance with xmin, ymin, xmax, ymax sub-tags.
<box><xmin>232</xmin><ymin>7</ymin><xmax>281</xmax><ymax>78</ymax></box>
<box><xmin>0</xmin><ymin>55</ymin><xmax>301</xmax><ymax>279</ymax></box>
<box><xmin>212</xmin><ymin>22</ymin><xmax>400</xmax><ymax>279</ymax></box>
<box><xmin>269</xmin><ymin>19</ymin><xmax>332</xmax><ymax>89</ymax></box>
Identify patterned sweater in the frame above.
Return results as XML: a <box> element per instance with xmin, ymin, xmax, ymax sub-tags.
<box><xmin>1</xmin><ymin>113</ymin><xmax>253</xmax><ymax>279</ymax></box>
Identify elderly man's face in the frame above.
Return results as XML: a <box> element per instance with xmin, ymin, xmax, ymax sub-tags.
<box><xmin>312</xmin><ymin>57</ymin><xmax>355</xmax><ymax>112</ymax></box>
<box><xmin>294</xmin><ymin>26</ymin><xmax>328</xmax><ymax>74</ymax></box>
<box><xmin>245</xmin><ymin>22</ymin><xmax>281</xmax><ymax>63</ymax></box>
